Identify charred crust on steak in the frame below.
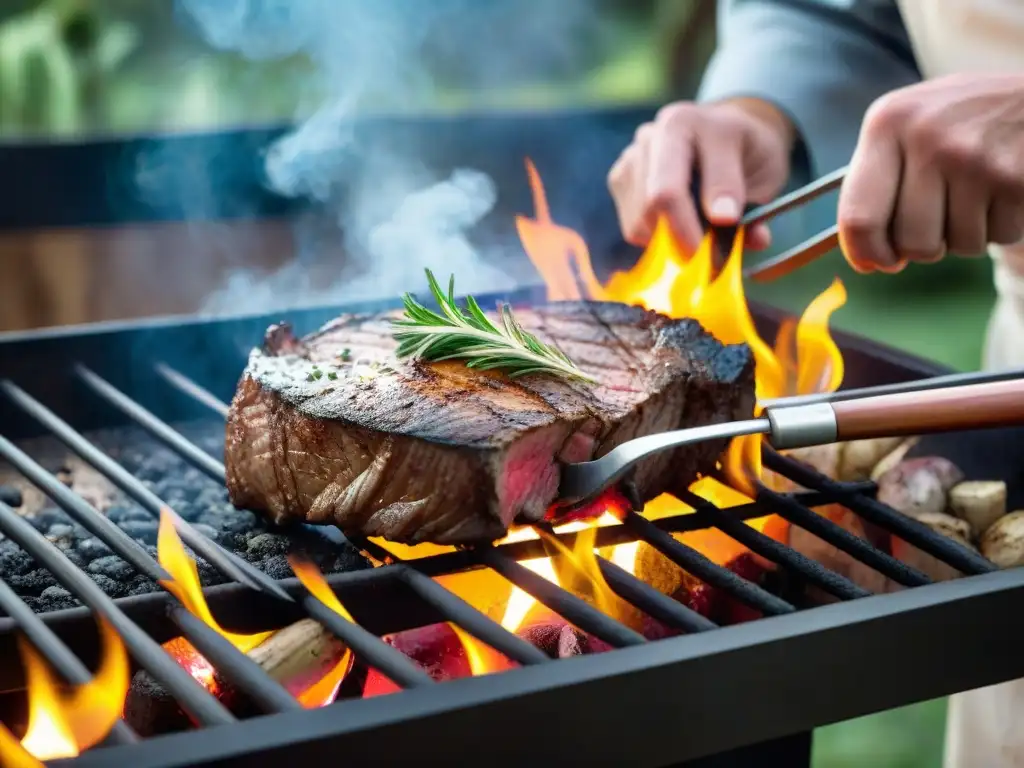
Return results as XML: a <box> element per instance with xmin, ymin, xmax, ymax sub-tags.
<box><xmin>225</xmin><ymin>301</ymin><xmax>756</xmax><ymax>545</ymax></box>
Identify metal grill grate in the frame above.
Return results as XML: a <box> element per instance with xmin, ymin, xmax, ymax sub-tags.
<box><xmin>0</xmin><ymin>358</ymin><xmax>1001</xmax><ymax>765</ymax></box>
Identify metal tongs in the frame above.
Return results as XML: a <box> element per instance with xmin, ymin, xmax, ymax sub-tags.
<box><xmin>704</xmin><ymin>165</ymin><xmax>847</xmax><ymax>282</ymax></box>
<box><xmin>558</xmin><ymin>372</ymin><xmax>1024</xmax><ymax>506</ymax></box>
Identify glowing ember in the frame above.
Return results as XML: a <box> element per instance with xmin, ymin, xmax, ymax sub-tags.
<box><xmin>9</xmin><ymin>615</ymin><xmax>129</xmax><ymax>761</ymax></box>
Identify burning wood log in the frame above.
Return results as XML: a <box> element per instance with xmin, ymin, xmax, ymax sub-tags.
<box><xmin>980</xmin><ymin>511</ymin><xmax>1024</xmax><ymax>568</ymax></box>
<box><xmin>948</xmin><ymin>481</ymin><xmax>1007</xmax><ymax>538</ymax></box>
<box><xmin>890</xmin><ymin>512</ymin><xmax>976</xmax><ymax>583</ymax></box>
<box><xmin>124</xmin><ymin>619</ymin><xmax>350</xmax><ymax>736</ymax></box>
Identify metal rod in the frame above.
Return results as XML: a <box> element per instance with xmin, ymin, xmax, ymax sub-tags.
<box><xmin>0</xmin><ymin>380</ymin><xmax>291</xmax><ymax>603</ymax></box>
<box><xmin>395</xmin><ymin>567</ymin><xmax>551</xmax><ymax>666</ymax></box>
<box><xmin>761</xmin><ymin>367</ymin><xmax>1024</xmax><ymax>409</ymax></box>
<box><xmin>676</xmin><ymin>489</ymin><xmax>871</xmax><ymax>601</ymax></box>
<box><xmin>744</xmin><ymin>225</ymin><xmax>840</xmax><ymax>283</ymax></box>
<box><xmin>154</xmin><ymin>362</ymin><xmax>230</xmax><ymax>419</ymax></box>
<box><xmin>0</xmin><ymin>577</ymin><xmax>139</xmax><ymax>745</ymax></box>
<box><xmin>0</xmin><ymin>434</ymin><xmax>168</xmax><ymax>583</ymax></box>
<box><xmin>619</xmin><ymin>511</ymin><xmax>796</xmax><ymax>615</ymax></box>
<box><xmin>765</xmin><ymin>451</ymin><xmax>998</xmax><ymax>576</ymax></box>
<box><xmin>0</xmin><ymin>501</ymin><xmax>235</xmax><ymax>727</ymax></box>
<box><xmin>76</xmin><ymin>365</ymin><xmax>226</xmax><ymax>481</ymax></box>
<box><xmin>741</xmin><ymin>166</ymin><xmax>847</xmax><ymax>228</ymax></box>
<box><xmin>168</xmin><ymin>605</ymin><xmax>302</xmax><ymax>715</ymax></box>
<box><xmin>477</xmin><ymin>547</ymin><xmax>647</xmax><ymax>647</ymax></box>
<box><xmin>298</xmin><ymin>593</ymin><xmax>434</xmax><ymax>689</ymax></box>
<box><xmin>755</xmin><ymin>486</ymin><xmax>931</xmax><ymax>587</ymax></box>
<box><xmin>594</xmin><ymin>557</ymin><xmax>719</xmax><ymax>633</ymax></box>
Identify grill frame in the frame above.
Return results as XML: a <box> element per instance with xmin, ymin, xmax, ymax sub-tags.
<box><xmin>0</xmin><ymin>292</ymin><xmax>1018</xmax><ymax>767</ymax></box>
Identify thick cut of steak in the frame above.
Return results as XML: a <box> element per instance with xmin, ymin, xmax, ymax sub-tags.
<box><xmin>225</xmin><ymin>301</ymin><xmax>755</xmax><ymax>545</ymax></box>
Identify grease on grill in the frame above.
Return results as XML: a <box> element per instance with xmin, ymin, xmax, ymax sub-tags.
<box><xmin>0</xmin><ymin>421</ymin><xmax>372</xmax><ymax>614</ymax></box>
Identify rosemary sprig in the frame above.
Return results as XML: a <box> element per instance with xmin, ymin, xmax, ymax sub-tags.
<box><xmin>391</xmin><ymin>269</ymin><xmax>595</xmax><ymax>383</ymax></box>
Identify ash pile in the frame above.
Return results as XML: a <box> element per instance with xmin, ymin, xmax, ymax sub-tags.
<box><xmin>0</xmin><ymin>420</ymin><xmax>370</xmax><ymax>613</ymax></box>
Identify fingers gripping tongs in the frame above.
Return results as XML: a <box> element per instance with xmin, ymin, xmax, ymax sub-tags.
<box><xmin>700</xmin><ymin>165</ymin><xmax>848</xmax><ymax>282</ymax></box>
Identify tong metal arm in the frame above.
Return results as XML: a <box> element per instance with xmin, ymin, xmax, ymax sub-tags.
<box><xmin>732</xmin><ymin>165</ymin><xmax>847</xmax><ymax>283</ymax></box>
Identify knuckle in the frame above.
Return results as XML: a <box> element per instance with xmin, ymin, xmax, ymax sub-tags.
<box><xmin>646</xmin><ymin>186</ymin><xmax>683</xmax><ymax>213</ymax></box>
<box><xmin>656</xmin><ymin>101</ymin><xmax>698</xmax><ymax>128</ymax></box>
<box><xmin>632</xmin><ymin>121</ymin><xmax>654</xmax><ymax>144</ymax></box>
<box><xmin>987</xmin><ymin>153</ymin><xmax>1024</xmax><ymax>192</ymax></box>
<box><xmin>838</xmin><ymin>210</ymin><xmax>880</xmax><ymax>241</ymax></box>
<box><xmin>863</xmin><ymin>93</ymin><xmax>909</xmax><ymax>137</ymax></box>
<box><xmin>937</xmin><ymin>131</ymin><xmax>987</xmax><ymax>171</ymax></box>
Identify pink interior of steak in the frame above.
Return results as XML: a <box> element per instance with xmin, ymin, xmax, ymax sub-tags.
<box><xmin>495</xmin><ymin>425</ymin><xmax>572</xmax><ymax>526</ymax></box>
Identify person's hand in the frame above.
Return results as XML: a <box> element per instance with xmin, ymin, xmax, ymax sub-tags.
<box><xmin>839</xmin><ymin>73</ymin><xmax>1024</xmax><ymax>273</ymax></box>
<box><xmin>607</xmin><ymin>97</ymin><xmax>796</xmax><ymax>252</ymax></box>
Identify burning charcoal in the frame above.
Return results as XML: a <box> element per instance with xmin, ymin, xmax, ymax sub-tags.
<box><xmin>87</xmin><ymin>555</ymin><xmax>136</xmax><ymax>582</ymax></box>
<box><xmin>948</xmin><ymin>481</ymin><xmax>1007</xmax><ymax>538</ymax></box>
<box><xmin>980</xmin><ymin>511</ymin><xmax>1024</xmax><ymax>569</ymax></box>
<box><xmin>201</xmin><ymin>509</ymin><xmax>256</xmax><ymax>535</ymax></box>
<box><xmin>0</xmin><ymin>485</ymin><xmax>23</xmax><ymax>508</ymax></box>
<box><xmin>516</xmin><ymin>616</ymin><xmax>614</xmax><ymax>659</ymax></box>
<box><xmin>890</xmin><ymin>512</ymin><xmax>975</xmax><ymax>583</ymax></box>
<box><xmin>363</xmin><ymin>622</ymin><xmax>514</xmax><ymax>696</ymax></box>
<box><xmin>125</xmin><ymin>620</ymin><xmax>350</xmax><ymax>736</ymax></box>
<box><xmin>245</xmin><ymin>532</ymin><xmax>289</xmax><ymax>560</ymax></box>
<box><xmin>259</xmin><ymin>554</ymin><xmax>294</xmax><ymax>580</ymax></box>
<box><xmin>876</xmin><ymin>457</ymin><xmax>965</xmax><ymax>520</ymax></box>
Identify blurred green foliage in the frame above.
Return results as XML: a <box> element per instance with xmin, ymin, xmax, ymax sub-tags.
<box><xmin>0</xmin><ymin>3</ymin><xmax>994</xmax><ymax>766</ymax></box>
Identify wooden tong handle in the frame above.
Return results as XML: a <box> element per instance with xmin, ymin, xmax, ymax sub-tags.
<box><xmin>832</xmin><ymin>378</ymin><xmax>1024</xmax><ymax>441</ymax></box>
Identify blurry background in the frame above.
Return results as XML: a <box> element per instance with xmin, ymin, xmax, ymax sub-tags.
<box><xmin>0</xmin><ymin>1</ymin><xmax>993</xmax><ymax>764</ymax></box>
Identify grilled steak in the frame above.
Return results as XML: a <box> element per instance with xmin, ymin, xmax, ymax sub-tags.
<box><xmin>225</xmin><ymin>301</ymin><xmax>755</xmax><ymax>545</ymax></box>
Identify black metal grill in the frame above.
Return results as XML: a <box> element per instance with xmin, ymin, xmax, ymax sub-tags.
<box><xmin>0</xmin><ymin>292</ymin><xmax>1016</xmax><ymax>767</ymax></box>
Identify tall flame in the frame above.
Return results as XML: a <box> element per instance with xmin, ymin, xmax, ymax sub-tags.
<box><xmin>0</xmin><ymin>725</ymin><xmax>42</xmax><ymax>768</ymax></box>
<box><xmin>157</xmin><ymin>509</ymin><xmax>271</xmax><ymax>653</ymax></box>
<box><xmin>286</xmin><ymin>555</ymin><xmax>354</xmax><ymax>706</ymax></box>
<box><xmin>12</xmin><ymin>615</ymin><xmax>129</xmax><ymax>761</ymax></box>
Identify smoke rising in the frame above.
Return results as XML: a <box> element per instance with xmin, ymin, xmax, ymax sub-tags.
<box><xmin>175</xmin><ymin>0</ymin><xmax>612</xmax><ymax>314</ymax></box>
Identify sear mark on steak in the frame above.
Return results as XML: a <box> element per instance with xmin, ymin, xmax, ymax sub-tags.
<box><xmin>224</xmin><ymin>301</ymin><xmax>755</xmax><ymax>545</ymax></box>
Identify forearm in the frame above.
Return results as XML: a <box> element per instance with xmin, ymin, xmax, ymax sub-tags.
<box><xmin>697</xmin><ymin>0</ymin><xmax>922</xmax><ymax>182</ymax></box>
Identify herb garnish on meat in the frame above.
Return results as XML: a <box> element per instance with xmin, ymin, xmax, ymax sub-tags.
<box><xmin>391</xmin><ymin>269</ymin><xmax>594</xmax><ymax>383</ymax></box>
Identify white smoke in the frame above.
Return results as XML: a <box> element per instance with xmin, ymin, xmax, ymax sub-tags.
<box><xmin>174</xmin><ymin>0</ymin><xmax>611</xmax><ymax>314</ymax></box>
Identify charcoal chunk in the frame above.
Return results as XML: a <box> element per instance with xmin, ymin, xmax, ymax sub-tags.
<box><xmin>90</xmin><ymin>573</ymin><xmax>128</xmax><ymax>599</ymax></box>
<box><xmin>106</xmin><ymin>506</ymin><xmax>151</xmax><ymax>525</ymax></box>
<box><xmin>119</xmin><ymin>520</ymin><xmax>159</xmax><ymax>544</ymax></box>
<box><xmin>10</xmin><ymin>569</ymin><xmax>58</xmax><ymax>596</ymax></box>
<box><xmin>0</xmin><ymin>485</ymin><xmax>23</xmax><ymax>508</ymax></box>
<box><xmin>88</xmin><ymin>555</ymin><xmax>136</xmax><ymax>582</ymax></box>
<box><xmin>245</xmin><ymin>532</ymin><xmax>289</xmax><ymax>560</ymax></box>
<box><xmin>39</xmin><ymin>586</ymin><xmax>78</xmax><ymax>612</ymax></box>
<box><xmin>78</xmin><ymin>537</ymin><xmax>113</xmax><ymax>561</ymax></box>
<box><xmin>0</xmin><ymin>543</ymin><xmax>34</xmax><ymax>576</ymax></box>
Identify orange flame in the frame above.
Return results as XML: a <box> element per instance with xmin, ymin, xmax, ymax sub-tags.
<box><xmin>0</xmin><ymin>725</ymin><xmax>42</xmax><ymax>768</ymax></box>
<box><xmin>287</xmin><ymin>555</ymin><xmax>354</xmax><ymax>706</ymax></box>
<box><xmin>518</xmin><ymin>164</ymin><xmax>846</xmax><ymax>497</ymax></box>
<box><xmin>3</xmin><ymin>615</ymin><xmax>129</xmax><ymax>761</ymax></box>
<box><xmin>447</xmin><ymin>623</ymin><xmax>513</xmax><ymax>676</ymax></box>
<box><xmin>157</xmin><ymin>509</ymin><xmax>271</xmax><ymax>653</ymax></box>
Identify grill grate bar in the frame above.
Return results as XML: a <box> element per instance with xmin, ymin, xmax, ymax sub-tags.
<box><xmin>154</xmin><ymin>363</ymin><xmax>230</xmax><ymax>419</ymax></box>
<box><xmin>0</xmin><ymin>577</ymin><xmax>139</xmax><ymax>745</ymax></box>
<box><xmin>0</xmin><ymin>501</ymin><xmax>235</xmax><ymax>727</ymax></box>
<box><xmin>77</xmin><ymin>366</ymin><xmax>225</xmax><ymax>482</ymax></box>
<box><xmin>595</xmin><ymin>557</ymin><xmax>718</xmax><ymax>632</ymax></box>
<box><xmin>168</xmin><ymin>605</ymin><xmax>302</xmax><ymax>714</ymax></box>
<box><xmin>297</xmin><ymin>591</ymin><xmax>435</xmax><ymax>689</ymax></box>
<box><xmin>478</xmin><ymin>547</ymin><xmax>647</xmax><ymax>647</ymax></box>
<box><xmin>676</xmin><ymin>489</ymin><xmax>871</xmax><ymax>601</ymax></box>
<box><xmin>757</xmin><ymin>487</ymin><xmax>931</xmax><ymax>587</ymax></box>
<box><xmin>619</xmin><ymin>510</ymin><xmax>796</xmax><ymax>615</ymax></box>
<box><xmin>0</xmin><ymin>380</ymin><xmax>291</xmax><ymax>603</ymax></box>
<box><xmin>764</xmin><ymin>452</ymin><xmax>998</xmax><ymax>576</ymax></box>
<box><xmin>0</xmin><ymin>434</ymin><xmax>168</xmax><ymax>583</ymax></box>
<box><xmin>395</xmin><ymin>566</ymin><xmax>551</xmax><ymax>666</ymax></box>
